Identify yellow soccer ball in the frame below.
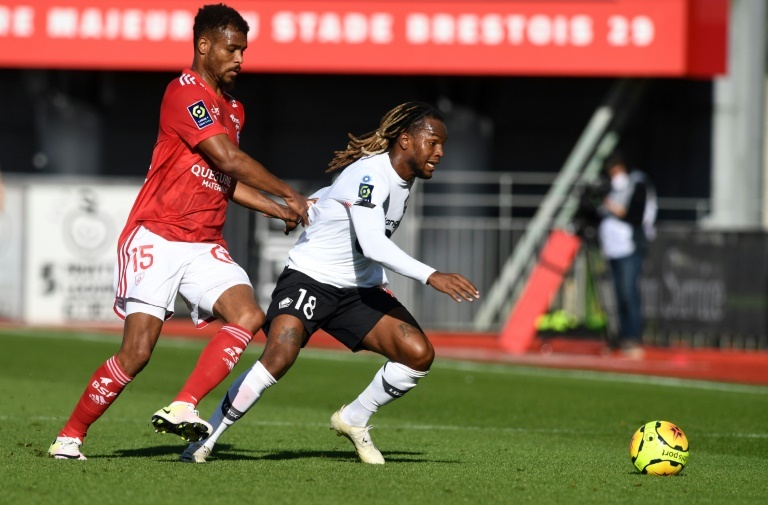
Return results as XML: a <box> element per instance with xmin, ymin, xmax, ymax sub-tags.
<box><xmin>629</xmin><ymin>420</ymin><xmax>689</xmax><ymax>475</ymax></box>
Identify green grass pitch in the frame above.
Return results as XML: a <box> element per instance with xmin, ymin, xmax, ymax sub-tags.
<box><xmin>1</xmin><ymin>328</ymin><xmax>767</xmax><ymax>505</ymax></box>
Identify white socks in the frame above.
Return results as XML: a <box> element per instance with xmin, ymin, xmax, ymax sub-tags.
<box><xmin>202</xmin><ymin>360</ymin><xmax>428</xmax><ymax>448</ymax></box>
<box><xmin>204</xmin><ymin>361</ymin><xmax>277</xmax><ymax>447</ymax></box>
<box><xmin>341</xmin><ymin>362</ymin><xmax>428</xmax><ymax>427</ymax></box>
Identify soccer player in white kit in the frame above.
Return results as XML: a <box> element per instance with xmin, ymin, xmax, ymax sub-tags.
<box><xmin>48</xmin><ymin>4</ymin><xmax>309</xmax><ymax>460</ymax></box>
<box><xmin>180</xmin><ymin>101</ymin><xmax>480</xmax><ymax>464</ymax></box>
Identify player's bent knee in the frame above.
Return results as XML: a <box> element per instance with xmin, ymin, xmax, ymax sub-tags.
<box><xmin>402</xmin><ymin>337</ymin><xmax>434</xmax><ymax>372</ymax></box>
<box><xmin>246</xmin><ymin>310</ymin><xmax>267</xmax><ymax>335</ymax></box>
<box><xmin>116</xmin><ymin>347</ymin><xmax>152</xmax><ymax>375</ymax></box>
<box><xmin>414</xmin><ymin>346</ymin><xmax>435</xmax><ymax>371</ymax></box>
<box><xmin>236</xmin><ymin>307</ymin><xmax>265</xmax><ymax>335</ymax></box>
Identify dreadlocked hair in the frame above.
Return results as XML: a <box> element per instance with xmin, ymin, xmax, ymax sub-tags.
<box><xmin>327</xmin><ymin>101</ymin><xmax>443</xmax><ymax>173</ymax></box>
<box><xmin>193</xmin><ymin>3</ymin><xmax>249</xmax><ymax>45</ymax></box>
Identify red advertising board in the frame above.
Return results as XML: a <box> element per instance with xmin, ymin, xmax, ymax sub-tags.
<box><xmin>0</xmin><ymin>0</ymin><xmax>727</xmax><ymax>76</ymax></box>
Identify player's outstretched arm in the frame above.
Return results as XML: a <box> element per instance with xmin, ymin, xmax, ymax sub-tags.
<box><xmin>231</xmin><ymin>183</ymin><xmax>302</xmax><ymax>235</ymax></box>
<box><xmin>350</xmin><ymin>204</ymin><xmax>436</xmax><ymax>283</ymax></box>
<box><xmin>198</xmin><ymin>134</ymin><xmax>310</xmax><ymax>225</ymax></box>
<box><xmin>350</xmin><ymin>203</ymin><xmax>480</xmax><ymax>302</ymax></box>
<box><xmin>426</xmin><ymin>272</ymin><xmax>480</xmax><ymax>303</ymax></box>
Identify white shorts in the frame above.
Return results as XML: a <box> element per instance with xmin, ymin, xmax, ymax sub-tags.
<box><xmin>113</xmin><ymin>225</ymin><xmax>252</xmax><ymax>328</ymax></box>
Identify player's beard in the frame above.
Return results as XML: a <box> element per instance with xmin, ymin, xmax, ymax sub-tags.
<box><xmin>222</xmin><ymin>74</ymin><xmax>237</xmax><ymax>92</ymax></box>
<box><xmin>218</xmin><ymin>65</ymin><xmax>240</xmax><ymax>92</ymax></box>
<box><xmin>408</xmin><ymin>158</ymin><xmax>435</xmax><ymax>180</ymax></box>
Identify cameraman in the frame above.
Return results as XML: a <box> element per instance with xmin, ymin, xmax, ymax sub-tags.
<box><xmin>597</xmin><ymin>152</ymin><xmax>656</xmax><ymax>358</ymax></box>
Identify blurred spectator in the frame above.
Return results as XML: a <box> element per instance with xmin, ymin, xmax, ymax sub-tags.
<box><xmin>598</xmin><ymin>151</ymin><xmax>657</xmax><ymax>358</ymax></box>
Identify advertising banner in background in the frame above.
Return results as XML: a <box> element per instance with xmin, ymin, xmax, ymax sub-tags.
<box><xmin>0</xmin><ymin>0</ymin><xmax>726</xmax><ymax>76</ymax></box>
<box><xmin>22</xmin><ymin>184</ymin><xmax>138</xmax><ymax>324</ymax></box>
<box><xmin>642</xmin><ymin>231</ymin><xmax>768</xmax><ymax>346</ymax></box>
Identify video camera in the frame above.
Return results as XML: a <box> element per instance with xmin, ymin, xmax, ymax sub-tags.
<box><xmin>573</xmin><ymin>175</ymin><xmax>611</xmax><ymax>232</ymax></box>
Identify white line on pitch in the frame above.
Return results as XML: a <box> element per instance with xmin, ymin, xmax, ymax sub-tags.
<box><xmin>9</xmin><ymin>328</ymin><xmax>768</xmax><ymax>395</ymax></box>
<box><xmin>4</xmin><ymin>416</ymin><xmax>767</xmax><ymax>439</ymax></box>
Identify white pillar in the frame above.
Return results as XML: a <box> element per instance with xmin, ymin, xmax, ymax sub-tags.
<box><xmin>708</xmin><ymin>0</ymin><xmax>767</xmax><ymax>229</ymax></box>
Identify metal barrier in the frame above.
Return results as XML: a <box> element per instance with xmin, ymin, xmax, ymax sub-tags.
<box><xmin>0</xmin><ymin>175</ymin><xmax>712</xmax><ymax>333</ymax></box>
<box><xmin>250</xmin><ymin>171</ymin><xmax>530</xmax><ymax>330</ymax></box>
<box><xmin>249</xmin><ymin>172</ymin><xmax>711</xmax><ymax>332</ymax></box>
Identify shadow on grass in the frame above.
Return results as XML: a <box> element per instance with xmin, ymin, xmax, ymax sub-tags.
<box><xmin>106</xmin><ymin>444</ymin><xmax>459</xmax><ymax>464</ymax></box>
<box><xmin>626</xmin><ymin>471</ymin><xmax>687</xmax><ymax>478</ymax></box>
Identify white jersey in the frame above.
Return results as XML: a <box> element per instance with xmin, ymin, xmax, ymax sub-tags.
<box><xmin>287</xmin><ymin>153</ymin><xmax>436</xmax><ymax>288</ymax></box>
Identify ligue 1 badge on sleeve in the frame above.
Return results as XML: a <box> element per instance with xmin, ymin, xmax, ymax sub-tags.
<box><xmin>187</xmin><ymin>100</ymin><xmax>214</xmax><ymax>129</ymax></box>
<box><xmin>358</xmin><ymin>183</ymin><xmax>374</xmax><ymax>202</ymax></box>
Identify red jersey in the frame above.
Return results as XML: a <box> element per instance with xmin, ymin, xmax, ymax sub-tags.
<box><xmin>119</xmin><ymin>68</ymin><xmax>245</xmax><ymax>248</ymax></box>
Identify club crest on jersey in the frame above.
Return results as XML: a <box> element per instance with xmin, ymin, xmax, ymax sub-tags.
<box><xmin>187</xmin><ymin>100</ymin><xmax>214</xmax><ymax>129</ymax></box>
<box><xmin>358</xmin><ymin>183</ymin><xmax>374</xmax><ymax>202</ymax></box>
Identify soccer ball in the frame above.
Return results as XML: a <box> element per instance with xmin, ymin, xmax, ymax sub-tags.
<box><xmin>629</xmin><ymin>420</ymin><xmax>689</xmax><ymax>475</ymax></box>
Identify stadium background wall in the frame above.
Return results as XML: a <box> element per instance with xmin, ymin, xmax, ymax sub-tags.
<box><xmin>0</xmin><ymin>71</ymin><xmax>712</xmax><ymax>204</ymax></box>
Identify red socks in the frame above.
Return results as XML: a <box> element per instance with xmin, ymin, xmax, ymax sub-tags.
<box><xmin>57</xmin><ymin>324</ymin><xmax>252</xmax><ymax>439</ymax></box>
<box><xmin>173</xmin><ymin>324</ymin><xmax>253</xmax><ymax>405</ymax></box>
<box><xmin>59</xmin><ymin>356</ymin><xmax>133</xmax><ymax>440</ymax></box>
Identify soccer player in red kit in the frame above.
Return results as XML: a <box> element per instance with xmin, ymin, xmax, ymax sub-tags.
<box><xmin>48</xmin><ymin>3</ymin><xmax>310</xmax><ymax>460</ymax></box>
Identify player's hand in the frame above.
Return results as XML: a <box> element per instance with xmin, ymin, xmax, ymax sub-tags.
<box><xmin>284</xmin><ymin>189</ymin><xmax>311</xmax><ymax>226</ymax></box>
<box><xmin>281</xmin><ymin>215</ymin><xmax>302</xmax><ymax>235</ymax></box>
<box><xmin>261</xmin><ymin>206</ymin><xmax>302</xmax><ymax>235</ymax></box>
<box><xmin>426</xmin><ymin>272</ymin><xmax>480</xmax><ymax>303</ymax></box>
<box><xmin>264</xmin><ymin>197</ymin><xmax>318</xmax><ymax>234</ymax></box>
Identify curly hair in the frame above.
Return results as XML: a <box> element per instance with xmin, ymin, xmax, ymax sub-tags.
<box><xmin>327</xmin><ymin>101</ymin><xmax>444</xmax><ymax>173</ymax></box>
<box><xmin>193</xmin><ymin>3</ymin><xmax>249</xmax><ymax>44</ymax></box>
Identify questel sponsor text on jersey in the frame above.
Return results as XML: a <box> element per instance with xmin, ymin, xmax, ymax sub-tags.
<box><xmin>190</xmin><ymin>164</ymin><xmax>232</xmax><ymax>194</ymax></box>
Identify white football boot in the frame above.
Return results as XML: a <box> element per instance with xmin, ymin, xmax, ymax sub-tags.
<box><xmin>48</xmin><ymin>436</ymin><xmax>87</xmax><ymax>460</ymax></box>
<box><xmin>151</xmin><ymin>402</ymin><xmax>212</xmax><ymax>442</ymax></box>
<box><xmin>330</xmin><ymin>405</ymin><xmax>385</xmax><ymax>464</ymax></box>
<box><xmin>179</xmin><ymin>441</ymin><xmax>213</xmax><ymax>463</ymax></box>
